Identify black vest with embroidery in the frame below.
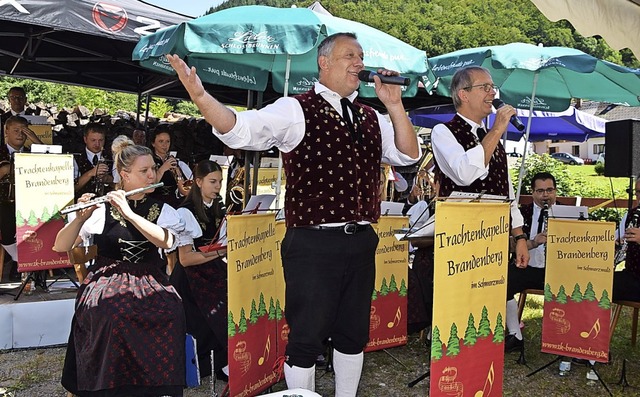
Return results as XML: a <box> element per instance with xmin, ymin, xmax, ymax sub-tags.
<box><xmin>436</xmin><ymin>115</ymin><xmax>509</xmax><ymax>197</ymax></box>
<box><xmin>0</xmin><ymin>145</ymin><xmax>29</xmax><ymax>203</ymax></box>
<box><xmin>149</xmin><ymin>154</ymin><xmax>181</xmax><ymax>208</ymax></box>
<box><xmin>180</xmin><ymin>197</ymin><xmax>226</xmax><ymax>248</ymax></box>
<box><xmin>625</xmin><ymin>206</ymin><xmax>640</xmax><ymax>280</ymax></box>
<box><xmin>282</xmin><ymin>90</ymin><xmax>381</xmax><ymax>227</ymax></box>
<box><xmin>95</xmin><ymin>197</ymin><xmax>164</xmax><ymax>266</ymax></box>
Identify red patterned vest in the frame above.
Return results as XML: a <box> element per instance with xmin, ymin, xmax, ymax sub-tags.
<box><xmin>282</xmin><ymin>90</ymin><xmax>382</xmax><ymax>227</ymax></box>
<box><xmin>435</xmin><ymin>114</ymin><xmax>509</xmax><ymax>197</ymax></box>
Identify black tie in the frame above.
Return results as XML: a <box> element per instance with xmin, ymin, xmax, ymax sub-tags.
<box><xmin>340</xmin><ymin>98</ymin><xmax>357</xmax><ymax>142</ymax></box>
<box><xmin>476</xmin><ymin>127</ymin><xmax>487</xmax><ymax>142</ymax></box>
<box><xmin>92</xmin><ymin>155</ymin><xmax>99</xmax><ymax>166</ymax></box>
<box><xmin>537</xmin><ymin>206</ymin><xmax>548</xmax><ymax>234</ymax></box>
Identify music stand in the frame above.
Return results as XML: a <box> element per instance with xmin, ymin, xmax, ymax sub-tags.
<box><xmin>13</xmin><ymin>270</ymin><xmax>48</xmax><ymax>301</ymax></box>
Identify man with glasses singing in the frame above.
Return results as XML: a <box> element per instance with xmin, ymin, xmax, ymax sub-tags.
<box><xmin>504</xmin><ymin>172</ymin><xmax>558</xmax><ymax>352</ymax></box>
<box><xmin>431</xmin><ymin>65</ymin><xmax>529</xmax><ymax>349</ymax></box>
<box><xmin>1</xmin><ymin>87</ymin><xmax>34</xmax><ymax>145</ymax></box>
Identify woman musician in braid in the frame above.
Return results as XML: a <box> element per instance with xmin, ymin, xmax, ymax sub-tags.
<box><xmin>54</xmin><ymin>136</ymin><xmax>186</xmax><ymax>397</ymax></box>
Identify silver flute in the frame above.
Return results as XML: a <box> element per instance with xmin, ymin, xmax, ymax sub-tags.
<box><xmin>60</xmin><ymin>182</ymin><xmax>163</xmax><ymax>215</ymax></box>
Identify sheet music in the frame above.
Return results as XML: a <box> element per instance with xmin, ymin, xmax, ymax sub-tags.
<box><xmin>209</xmin><ymin>155</ymin><xmax>230</xmax><ymax>166</ymax></box>
<box><xmin>244</xmin><ymin>194</ymin><xmax>276</xmax><ymax>213</ymax></box>
<box><xmin>445</xmin><ymin>191</ymin><xmax>508</xmax><ymax>202</ymax></box>
<box><xmin>380</xmin><ymin>201</ymin><xmax>404</xmax><ymax>216</ymax></box>
<box><xmin>30</xmin><ymin>144</ymin><xmax>63</xmax><ymax>154</ymax></box>
<box><xmin>549</xmin><ymin>204</ymin><xmax>588</xmax><ymax>220</ymax></box>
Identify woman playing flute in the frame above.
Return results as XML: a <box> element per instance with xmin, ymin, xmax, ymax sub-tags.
<box><xmin>54</xmin><ymin>136</ymin><xmax>186</xmax><ymax>397</ymax></box>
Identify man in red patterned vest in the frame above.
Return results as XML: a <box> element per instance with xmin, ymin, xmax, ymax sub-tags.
<box><xmin>167</xmin><ymin>32</ymin><xmax>420</xmax><ymax>395</ymax></box>
<box><xmin>431</xmin><ymin>66</ymin><xmax>530</xmax><ymax>349</ymax></box>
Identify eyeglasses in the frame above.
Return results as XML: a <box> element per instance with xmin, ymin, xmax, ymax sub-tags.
<box><xmin>534</xmin><ymin>187</ymin><xmax>556</xmax><ymax>194</ymax></box>
<box><xmin>8</xmin><ymin>95</ymin><xmax>25</xmax><ymax>100</ymax></box>
<box><xmin>463</xmin><ymin>83</ymin><xmax>499</xmax><ymax>93</ymax></box>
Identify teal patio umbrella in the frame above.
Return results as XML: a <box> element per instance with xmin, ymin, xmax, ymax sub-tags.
<box><xmin>425</xmin><ymin>42</ymin><xmax>640</xmax><ymax>201</ymax></box>
<box><xmin>133</xmin><ymin>5</ymin><xmax>431</xmax><ymax>98</ymax></box>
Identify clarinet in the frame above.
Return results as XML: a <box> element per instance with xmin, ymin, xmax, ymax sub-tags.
<box><xmin>614</xmin><ymin>207</ymin><xmax>640</xmax><ymax>265</ymax></box>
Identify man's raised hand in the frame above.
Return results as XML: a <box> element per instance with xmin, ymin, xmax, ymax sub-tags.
<box><xmin>166</xmin><ymin>54</ymin><xmax>205</xmax><ymax>101</ymax></box>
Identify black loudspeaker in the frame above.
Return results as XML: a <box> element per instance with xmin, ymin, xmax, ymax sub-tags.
<box><xmin>604</xmin><ymin>119</ymin><xmax>640</xmax><ymax>177</ymax></box>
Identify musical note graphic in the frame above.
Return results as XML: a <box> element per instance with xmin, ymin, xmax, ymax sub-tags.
<box><xmin>580</xmin><ymin>318</ymin><xmax>601</xmax><ymax>339</ymax></box>
<box><xmin>258</xmin><ymin>335</ymin><xmax>271</xmax><ymax>366</ymax></box>
<box><xmin>474</xmin><ymin>362</ymin><xmax>495</xmax><ymax>397</ymax></box>
<box><xmin>387</xmin><ymin>307</ymin><xmax>402</xmax><ymax>328</ymax></box>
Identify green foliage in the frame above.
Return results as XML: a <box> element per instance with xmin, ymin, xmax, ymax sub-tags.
<box><xmin>399</xmin><ymin>279</ymin><xmax>407</xmax><ymax>297</ymax></box>
<box><xmin>258</xmin><ymin>293</ymin><xmax>267</xmax><ymax>316</ymax></box>
<box><xmin>147</xmin><ymin>97</ymin><xmax>173</xmax><ymax>118</ymax></box>
<box><xmin>228</xmin><ymin>311</ymin><xmax>236</xmax><ymax>337</ymax></box>
<box><xmin>583</xmin><ymin>282</ymin><xmax>596</xmax><ymax>302</ymax></box>
<box><xmin>175</xmin><ymin>101</ymin><xmax>202</xmax><ymax>117</ymax></box>
<box><xmin>238</xmin><ymin>308</ymin><xmax>247</xmax><ymax>333</ymax></box>
<box><xmin>511</xmin><ymin>153</ymin><xmax>576</xmax><ymax>197</ymax></box>
<box><xmin>268</xmin><ymin>297</ymin><xmax>276</xmax><ymax>320</ymax></box>
<box><xmin>463</xmin><ymin>313</ymin><xmax>477</xmax><ymax>345</ymax></box>
<box><xmin>594</xmin><ymin>163</ymin><xmax>605</xmax><ymax>176</ymax></box>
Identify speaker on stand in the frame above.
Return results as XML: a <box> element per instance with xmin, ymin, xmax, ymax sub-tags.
<box><xmin>604</xmin><ymin>119</ymin><xmax>640</xmax><ymax>213</ymax></box>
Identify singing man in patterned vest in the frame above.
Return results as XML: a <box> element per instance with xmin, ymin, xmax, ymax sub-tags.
<box><xmin>167</xmin><ymin>32</ymin><xmax>421</xmax><ymax>395</ymax></box>
<box><xmin>430</xmin><ymin>65</ymin><xmax>530</xmax><ymax>349</ymax></box>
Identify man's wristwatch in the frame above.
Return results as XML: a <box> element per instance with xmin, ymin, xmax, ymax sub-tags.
<box><xmin>514</xmin><ymin>233</ymin><xmax>527</xmax><ymax>242</ymax></box>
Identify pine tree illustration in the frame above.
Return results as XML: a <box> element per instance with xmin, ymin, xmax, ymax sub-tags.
<box><xmin>544</xmin><ymin>283</ymin><xmax>553</xmax><ymax>302</ymax></box>
<box><xmin>399</xmin><ymin>279</ymin><xmax>407</xmax><ymax>297</ymax></box>
<box><xmin>275</xmin><ymin>300</ymin><xmax>283</xmax><ymax>320</ymax></box>
<box><xmin>268</xmin><ymin>297</ymin><xmax>276</xmax><ymax>320</ymax></box>
<box><xmin>598</xmin><ymin>290</ymin><xmax>611</xmax><ymax>309</ymax></box>
<box><xmin>228</xmin><ymin>312</ymin><xmax>236</xmax><ymax>337</ymax></box>
<box><xmin>389</xmin><ymin>274</ymin><xmax>397</xmax><ymax>292</ymax></box>
<box><xmin>258</xmin><ymin>292</ymin><xmax>267</xmax><ymax>317</ymax></box>
<box><xmin>431</xmin><ymin>326</ymin><xmax>443</xmax><ymax>360</ymax></box>
<box><xmin>556</xmin><ymin>285</ymin><xmax>568</xmax><ymax>304</ymax></box>
<box><xmin>463</xmin><ymin>313</ymin><xmax>477</xmax><ymax>345</ymax></box>
<box><xmin>583</xmin><ymin>282</ymin><xmax>597</xmax><ymax>302</ymax></box>
<box><xmin>238</xmin><ymin>308</ymin><xmax>248</xmax><ymax>333</ymax></box>
<box><xmin>493</xmin><ymin>313</ymin><xmax>505</xmax><ymax>343</ymax></box>
<box><xmin>570</xmin><ymin>283</ymin><xmax>583</xmax><ymax>303</ymax></box>
<box><xmin>250</xmin><ymin>300</ymin><xmax>258</xmax><ymax>324</ymax></box>
<box><xmin>477</xmin><ymin>306</ymin><xmax>491</xmax><ymax>337</ymax></box>
<box><xmin>446</xmin><ymin>323</ymin><xmax>460</xmax><ymax>356</ymax></box>
<box><xmin>380</xmin><ymin>278</ymin><xmax>389</xmax><ymax>296</ymax></box>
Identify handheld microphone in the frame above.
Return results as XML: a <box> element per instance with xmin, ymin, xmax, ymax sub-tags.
<box><xmin>492</xmin><ymin>99</ymin><xmax>525</xmax><ymax>131</ymax></box>
<box><xmin>358</xmin><ymin>70</ymin><xmax>410</xmax><ymax>86</ymax></box>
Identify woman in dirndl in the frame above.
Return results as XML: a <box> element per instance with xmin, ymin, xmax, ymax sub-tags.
<box><xmin>54</xmin><ymin>135</ymin><xmax>186</xmax><ymax>396</ymax></box>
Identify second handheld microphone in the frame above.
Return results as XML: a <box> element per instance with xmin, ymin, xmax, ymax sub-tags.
<box><xmin>492</xmin><ymin>99</ymin><xmax>525</xmax><ymax>131</ymax></box>
<box><xmin>358</xmin><ymin>70</ymin><xmax>410</xmax><ymax>86</ymax></box>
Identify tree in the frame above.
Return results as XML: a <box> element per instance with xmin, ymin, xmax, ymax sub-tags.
<box><xmin>431</xmin><ymin>326</ymin><xmax>443</xmax><ymax>360</ymax></box>
<box><xmin>556</xmin><ymin>285</ymin><xmax>568</xmax><ymax>304</ymax></box>
<box><xmin>463</xmin><ymin>313</ymin><xmax>477</xmax><ymax>345</ymax></box>
<box><xmin>275</xmin><ymin>300</ymin><xmax>283</xmax><ymax>320</ymax></box>
<box><xmin>544</xmin><ymin>283</ymin><xmax>553</xmax><ymax>302</ymax></box>
<box><xmin>380</xmin><ymin>278</ymin><xmax>389</xmax><ymax>296</ymax></box>
<box><xmin>583</xmin><ymin>282</ymin><xmax>597</xmax><ymax>302</ymax></box>
<box><xmin>598</xmin><ymin>290</ymin><xmax>611</xmax><ymax>309</ymax></box>
<box><xmin>27</xmin><ymin>210</ymin><xmax>39</xmax><ymax>227</ymax></box>
<box><xmin>15</xmin><ymin>210</ymin><xmax>25</xmax><ymax>227</ymax></box>
<box><xmin>446</xmin><ymin>323</ymin><xmax>460</xmax><ymax>356</ymax></box>
<box><xmin>268</xmin><ymin>297</ymin><xmax>276</xmax><ymax>320</ymax></box>
<box><xmin>40</xmin><ymin>207</ymin><xmax>51</xmax><ymax>223</ymax></box>
<box><xmin>258</xmin><ymin>293</ymin><xmax>267</xmax><ymax>317</ymax></box>
<box><xmin>399</xmin><ymin>279</ymin><xmax>407</xmax><ymax>297</ymax></box>
<box><xmin>249</xmin><ymin>300</ymin><xmax>258</xmax><ymax>324</ymax></box>
<box><xmin>238</xmin><ymin>308</ymin><xmax>248</xmax><ymax>333</ymax></box>
<box><xmin>493</xmin><ymin>313</ymin><xmax>505</xmax><ymax>343</ymax></box>
<box><xmin>570</xmin><ymin>284</ymin><xmax>583</xmax><ymax>303</ymax></box>
<box><xmin>478</xmin><ymin>306</ymin><xmax>491</xmax><ymax>337</ymax></box>
<box><xmin>228</xmin><ymin>312</ymin><xmax>236</xmax><ymax>337</ymax></box>
<box><xmin>51</xmin><ymin>205</ymin><xmax>62</xmax><ymax>220</ymax></box>
<box><xmin>388</xmin><ymin>274</ymin><xmax>398</xmax><ymax>292</ymax></box>
<box><xmin>371</xmin><ymin>289</ymin><xmax>378</xmax><ymax>301</ymax></box>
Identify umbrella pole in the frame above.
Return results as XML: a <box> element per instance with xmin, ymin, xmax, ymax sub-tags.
<box><xmin>515</xmin><ymin>71</ymin><xmax>539</xmax><ymax>205</ymax></box>
<box><xmin>275</xmin><ymin>56</ymin><xmax>292</xmax><ymax>209</ymax></box>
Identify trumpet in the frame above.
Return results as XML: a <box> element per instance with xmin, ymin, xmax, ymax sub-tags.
<box><xmin>614</xmin><ymin>207</ymin><xmax>640</xmax><ymax>265</ymax></box>
<box><xmin>60</xmin><ymin>182</ymin><xmax>164</xmax><ymax>215</ymax></box>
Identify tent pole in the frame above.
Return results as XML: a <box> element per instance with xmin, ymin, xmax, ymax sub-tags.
<box><xmin>275</xmin><ymin>56</ymin><xmax>292</xmax><ymax>209</ymax></box>
<box><xmin>515</xmin><ymin>71</ymin><xmax>539</xmax><ymax>205</ymax></box>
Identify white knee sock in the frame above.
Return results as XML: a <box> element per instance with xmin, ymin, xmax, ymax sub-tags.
<box><xmin>2</xmin><ymin>243</ymin><xmax>17</xmax><ymax>262</ymax></box>
<box><xmin>506</xmin><ymin>299</ymin><xmax>522</xmax><ymax>339</ymax></box>
<box><xmin>284</xmin><ymin>363</ymin><xmax>315</xmax><ymax>391</ymax></box>
<box><xmin>333</xmin><ymin>350</ymin><xmax>363</xmax><ymax>397</ymax></box>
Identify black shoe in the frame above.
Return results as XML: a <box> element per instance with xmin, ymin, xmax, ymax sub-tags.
<box><xmin>504</xmin><ymin>334</ymin><xmax>524</xmax><ymax>353</ymax></box>
<box><xmin>572</xmin><ymin>358</ymin><xmax>589</xmax><ymax>366</ymax></box>
<box><xmin>315</xmin><ymin>354</ymin><xmax>327</xmax><ymax>368</ymax></box>
<box><xmin>215</xmin><ymin>368</ymin><xmax>228</xmax><ymax>382</ymax></box>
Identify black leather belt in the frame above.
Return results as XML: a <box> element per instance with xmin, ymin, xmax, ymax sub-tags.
<box><xmin>302</xmin><ymin>222</ymin><xmax>370</xmax><ymax>235</ymax></box>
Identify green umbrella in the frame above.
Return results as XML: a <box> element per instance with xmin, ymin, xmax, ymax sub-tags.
<box><xmin>133</xmin><ymin>5</ymin><xmax>431</xmax><ymax>98</ymax></box>
<box><xmin>426</xmin><ymin>42</ymin><xmax>640</xmax><ymax>112</ymax></box>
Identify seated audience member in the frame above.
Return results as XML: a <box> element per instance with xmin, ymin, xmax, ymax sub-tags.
<box><xmin>505</xmin><ymin>172</ymin><xmax>558</xmax><ymax>353</ymax></box>
<box><xmin>0</xmin><ymin>116</ymin><xmax>43</xmax><ymax>280</ymax></box>
<box><xmin>613</xmin><ymin>176</ymin><xmax>640</xmax><ymax>302</ymax></box>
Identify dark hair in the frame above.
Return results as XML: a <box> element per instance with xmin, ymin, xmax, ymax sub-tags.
<box><xmin>83</xmin><ymin>122</ymin><xmax>108</xmax><ymax>137</ymax></box>
<box><xmin>150</xmin><ymin>124</ymin><xmax>172</xmax><ymax>142</ymax></box>
<box><xmin>184</xmin><ymin>160</ymin><xmax>224</xmax><ymax>223</ymax></box>
<box><xmin>450</xmin><ymin>66</ymin><xmax>490</xmax><ymax>109</ymax></box>
<box><xmin>530</xmin><ymin>172</ymin><xmax>556</xmax><ymax>189</ymax></box>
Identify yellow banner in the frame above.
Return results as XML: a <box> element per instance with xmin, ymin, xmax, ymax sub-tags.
<box><xmin>541</xmin><ymin>219</ymin><xmax>615</xmax><ymax>362</ymax></box>
<box><xmin>254</xmin><ymin>168</ymin><xmax>286</xmax><ymax>208</ymax></box>
<box><xmin>226</xmin><ymin>213</ymin><xmax>281</xmax><ymax>397</ymax></box>
<box><xmin>431</xmin><ymin>201</ymin><xmax>510</xmax><ymax>397</ymax></box>
<box><xmin>366</xmin><ymin>216</ymin><xmax>409</xmax><ymax>352</ymax></box>
<box><xmin>14</xmin><ymin>153</ymin><xmax>74</xmax><ymax>271</ymax></box>
<box><xmin>23</xmin><ymin>125</ymin><xmax>53</xmax><ymax>148</ymax></box>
